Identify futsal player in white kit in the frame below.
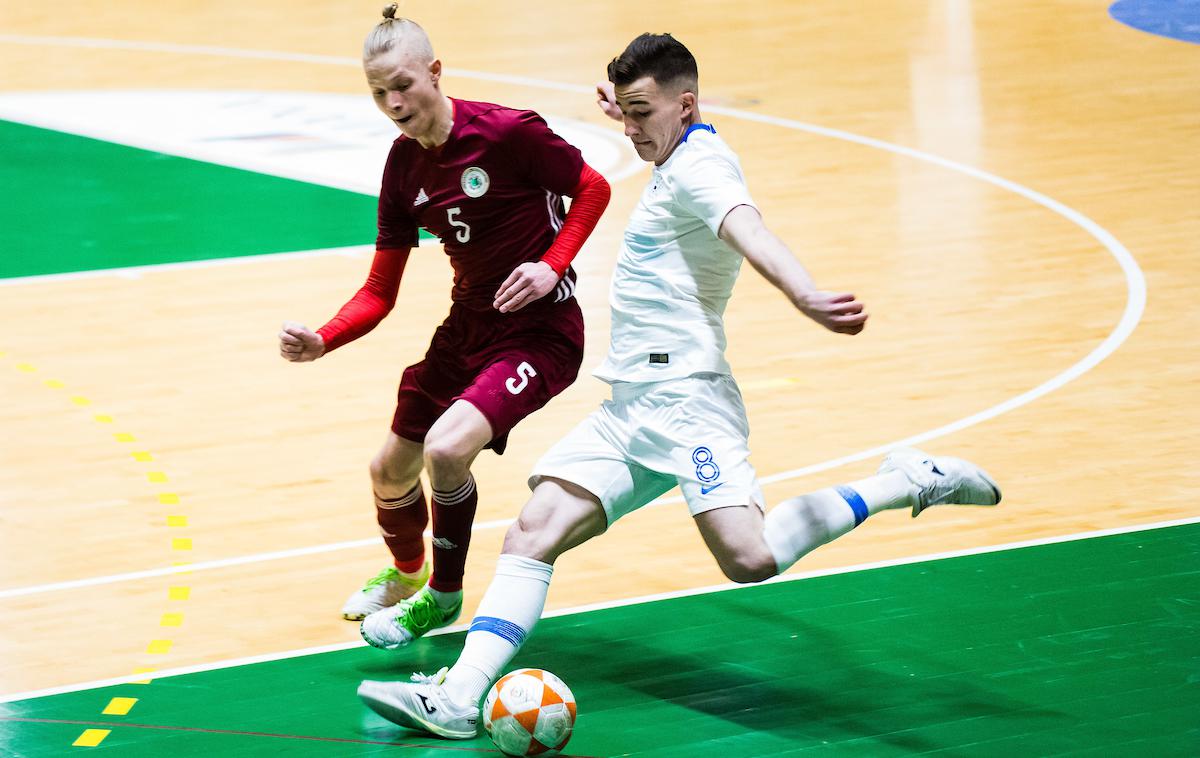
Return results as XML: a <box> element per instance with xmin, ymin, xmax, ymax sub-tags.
<box><xmin>357</xmin><ymin>33</ymin><xmax>1002</xmax><ymax>739</ymax></box>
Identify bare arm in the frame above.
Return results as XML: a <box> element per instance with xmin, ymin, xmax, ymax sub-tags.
<box><xmin>718</xmin><ymin>204</ymin><xmax>868</xmax><ymax>335</ymax></box>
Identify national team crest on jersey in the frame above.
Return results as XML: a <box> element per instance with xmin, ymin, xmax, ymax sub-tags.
<box><xmin>461</xmin><ymin>166</ymin><xmax>490</xmax><ymax>198</ymax></box>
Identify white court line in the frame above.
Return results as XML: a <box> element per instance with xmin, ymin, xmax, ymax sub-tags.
<box><xmin>0</xmin><ymin>38</ymin><xmax>1148</xmax><ymax>607</ymax></box>
<box><xmin>3</xmin><ymin>514</ymin><xmax>1196</xmax><ymax>704</ymax></box>
<box><xmin>0</xmin><ymin>518</ymin><xmax>517</xmax><ymax>599</ymax></box>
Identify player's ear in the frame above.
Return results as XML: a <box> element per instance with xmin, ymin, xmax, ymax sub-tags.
<box><xmin>430</xmin><ymin>58</ymin><xmax>442</xmax><ymax>84</ymax></box>
<box><xmin>679</xmin><ymin>90</ymin><xmax>697</xmax><ymax>119</ymax></box>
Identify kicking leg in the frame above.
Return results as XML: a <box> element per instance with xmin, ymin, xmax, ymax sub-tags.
<box><xmin>699</xmin><ymin>447</ymin><xmax>1001</xmax><ymax>579</ymax></box>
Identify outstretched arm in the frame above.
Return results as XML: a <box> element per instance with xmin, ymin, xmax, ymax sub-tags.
<box><xmin>279</xmin><ymin>246</ymin><xmax>411</xmax><ymax>361</ymax></box>
<box><xmin>718</xmin><ymin>205</ymin><xmax>868</xmax><ymax>335</ymax></box>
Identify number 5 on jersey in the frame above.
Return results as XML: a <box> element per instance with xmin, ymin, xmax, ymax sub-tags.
<box><xmin>447</xmin><ymin>207</ymin><xmax>471</xmax><ymax>243</ymax></box>
<box><xmin>506</xmin><ymin>361</ymin><xmax>538</xmax><ymax>395</ymax></box>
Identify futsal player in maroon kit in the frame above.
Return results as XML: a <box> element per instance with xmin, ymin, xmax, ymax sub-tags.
<box><xmin>279</xmin><ymin>5</ymin><xmax>610</xmax><ymax>647</ymax></box>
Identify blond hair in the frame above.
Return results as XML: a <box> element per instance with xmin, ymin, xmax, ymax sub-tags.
<box><xmin>363</xmin><ymin>4</ymin><xmax>435</xmax><ymax>61</ymax></box>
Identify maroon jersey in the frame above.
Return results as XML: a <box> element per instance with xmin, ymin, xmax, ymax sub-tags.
<box><xmin>376</xmin><ymin>99</ymin><xmax>585</xmax><ymax>311</ymax></box>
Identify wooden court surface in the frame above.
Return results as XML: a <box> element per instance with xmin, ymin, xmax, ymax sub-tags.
<box><xmin>1</xmin><ymin>0</ymin><xmax>1198</xmax><ymax>706</ymax></box>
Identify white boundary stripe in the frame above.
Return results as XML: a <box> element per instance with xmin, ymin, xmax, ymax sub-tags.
<box><xmin>0</xmin><ymin>244</ymin><xmax>375</xmax><ymax>287</ymax></box>
<box><xmin>0</xmin><ymin>518</ymin><xmax>517</xmax><ymax>599</ymax></box>
<box><xmin>0</xmin><ymin>34</ymin><xmax>1148</xmax><ymax>599</ymax></box>
<box><xmin>3</xmin><ymin>514</ymin><xmax>1196</xmax><ymax>705</ymax></box>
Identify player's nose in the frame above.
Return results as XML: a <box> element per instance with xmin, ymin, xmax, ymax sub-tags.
<box><xmin>385</xmin><ymin>91</ymin><xmax>406</xmax><ymax>112</ymax></box>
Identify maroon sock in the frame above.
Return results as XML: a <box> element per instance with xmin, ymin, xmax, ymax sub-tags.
<box><xmin>429</xmin><ymin>475</ymin><xmax>479</xmax><ymax>593</ymax></box>
<box><xmin>375</xmin><ymin>485</ymin><xmax>428</xmax><ymax>569</ymax></box>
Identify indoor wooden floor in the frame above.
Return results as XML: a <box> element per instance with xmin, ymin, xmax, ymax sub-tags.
<box><xmin>1</xmin><ymin>0</ymin><xmax>1197</xmax><ymax>704</ymax></box>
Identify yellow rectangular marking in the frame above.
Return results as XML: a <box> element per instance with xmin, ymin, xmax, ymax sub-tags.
<box><xmin>95</xmin><ymin>414</ymin><xmax>114</xmax><ymax>424</ymax></box>
<box><xmin>146</xmin><ymin>639</ymin><xmax>173</xmax><ymax>654</ymax></box>
<box><xmin>160</xmin><ymin>613</ymin><xmax>184</xmax><ymax>627</ymax></box>
<box><xmin>70</xmin><ymin>396</ymin><xmax>91</xmax><ymax>406</ymax></box>
<box><xmin>171</xmin><ymin>538</ymin><xmax>192</xmax><ymax>551</ymax></box>
<box><xmin>166</xmin><ymin>515</ymin><xmax>187</xmax><ymax>528</ymax></box>
<box><xmin>157</xmin><ymin>493</ymin><xmax>179</xmax><ymax>505</ymax></box>
<box><xmin>102</xmin><ymin>697</ymin><xmax>137</xmax><ymax>715</ymax></box>
<box><xmin>114</xmin><ymin>433</ymin><xmax>136</xmax><ymax>442</ymax></box>
<box><xmin>132</xmin><ymin>451</ymin><xmax>153</xmax><ymax>461</ymax></box>
<box><xmin>45</xmin><ymin>379</ymin><xmax>65</xmax><ymax>389</ymax></box>
<box><xmin>130</xmin><ymin>667</ymin><xmax>157</xmax><ymax>684</ymax></box>
<box><xmin>16</xmin><ymin>363</ymin><xmax>36</xmax><ymax>373</ymax></box>
<box><xmin>147</xmin><ymin>471</ymin><xmax>168</xmax><ymax>483</ymax></box>
<box><xmin>72</xmin><ymin>729</ymin><xmax>110</xmax><ymax>747</ymax></box>
<box><xmin>168</xmin><ymin>586</ymin><xmax>190</xmax><ymax>600</ymax></box>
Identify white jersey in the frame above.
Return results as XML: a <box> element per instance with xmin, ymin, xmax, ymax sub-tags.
<box><xmin>594</xmin><ymin>125</ymin><xmax>757</xmax><ymax>383</ymax></box>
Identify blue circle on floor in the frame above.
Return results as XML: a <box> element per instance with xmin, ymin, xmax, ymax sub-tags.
<box><xmin>1109</xmin><ymin>0</ymin><xmax>1200</xmax><ymax>44</ymax></box>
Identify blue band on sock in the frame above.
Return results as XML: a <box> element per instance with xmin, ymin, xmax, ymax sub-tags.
<box><xmin>835</xmin><ymin>485</ymin><xmax>869</xmax><ymax>526</ymax></box>
<box><xmin>470</xmin><ymin>616</ymin><xmax>527</xmax><ymax>647</ymax></box>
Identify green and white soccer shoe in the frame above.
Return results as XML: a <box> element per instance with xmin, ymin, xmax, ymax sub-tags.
<box><xmin>341</xmin><ymin>563</ymin><xmax>430</xmax><ymax>621</ymax></box>
<box><xmin>360</xmin><ymin>587</ymin><xmax>462</xmax><ymax>649</ymax></box>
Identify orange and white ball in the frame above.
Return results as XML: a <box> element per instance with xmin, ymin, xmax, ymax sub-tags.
<box><xmin>483</xmin><ymin>668</ymin><xmax>577</xmax><ymax>757</ymax></box>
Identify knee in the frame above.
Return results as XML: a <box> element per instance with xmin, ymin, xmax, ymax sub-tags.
<box><xmin>422</xmin><ymin>435</ymin><xmax>470</xmax><ymax>476</ymax></box>
<box><xmin>717</xmin><ymin>553</ymin><xmax>777</xmax><ymax>584</ymax></box>
<box><xmin>370</xmin><ymin>450</ymin><xmax>419</xmax><ymax>492</ymax></box>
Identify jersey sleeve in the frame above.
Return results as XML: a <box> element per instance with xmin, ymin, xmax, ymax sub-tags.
<box><xmin>504</xmin><ymin>111</ymin><xmax>586</xmax><ymax>196</ymax></box>
<box><xmin>673</xmin><ymin>150</ymin><xmax>758</xmax><ymax>237</ymax></box>
<box><xmin>375</xmin><ymin>143</ymin><xmax>421</xmax><ymax>250</ymax></box>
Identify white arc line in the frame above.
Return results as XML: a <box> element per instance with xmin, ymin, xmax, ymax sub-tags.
<box><xmin>0</xmin><ymin>35</ymin><xmax>1148</xmax><ymax>590</ymax></box>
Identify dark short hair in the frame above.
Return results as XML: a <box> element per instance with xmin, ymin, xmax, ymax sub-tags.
<box><xmin>606</xmin><ymin>33</ymin><xmax>698</xmax><ymax>90</ymax></box>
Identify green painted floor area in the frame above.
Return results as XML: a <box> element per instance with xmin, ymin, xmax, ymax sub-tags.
<box><xmin>0</xmin><ymin>119</ymin><xmax>379</xmax><ymax>279</ymax></box>
<box><xmin>3</xmin><ymin>523</ymin><xmax>1198</xmax><ymax>756</ymax></box>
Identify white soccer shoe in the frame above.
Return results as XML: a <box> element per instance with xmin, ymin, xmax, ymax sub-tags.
<box><xmin>341</xmin><ymin>563</ymin><xmax>430</xmax><ymax>621</ymax></box>
<box><xmin>358</xmin><ymin>667</ymin><xmax>479</xmax><ymax>739</ymax></box>
<box><xmin>879</xmin><ymin>447</ymin><xmax>1002</xmax><ymax>517</ymax></box>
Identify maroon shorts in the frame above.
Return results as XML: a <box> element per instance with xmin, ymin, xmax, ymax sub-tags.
<box><xmin>391</xmin><ymin>298</ymin><xmax>585</xmax><ymax>454</ymax></box>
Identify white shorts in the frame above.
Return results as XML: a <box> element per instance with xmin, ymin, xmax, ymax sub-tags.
<box><xmin>529</xmin><ymin>373</ymin><xmax>764</xmax><ymax>524</ymax></box>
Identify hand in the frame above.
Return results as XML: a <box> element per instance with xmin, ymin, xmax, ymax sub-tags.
<box><xmin>278</xmin><ymin>321</ymin><xmax>326</xmax><ymax>362</ymax></box>
<box><xmin>494</xmin><ymin>261</ymin><xmax>559</xmax><ymax>313</ymax></box>
<box><xmin>797</xmin><ymin>292</ymin><xmax>868</xmax><ymax>335</ymax></box>
<box><xmin>595</xmin><ymin>81</ymin><xmax>622</xmax><ymax>122</ymax></box>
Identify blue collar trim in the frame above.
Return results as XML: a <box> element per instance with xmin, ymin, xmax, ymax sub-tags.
<box><xmin>681</xmin><ymin>123</ymin><xmax>716</xmax><ymax>143</ymax></box>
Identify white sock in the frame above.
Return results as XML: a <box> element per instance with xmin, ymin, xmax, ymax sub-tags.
<box><xmin>442</xmin><ymin>553</ymin><xmax>552</xmax><ymax>705</ymax></box>
<box><xmin>762</xmin><ymin>471</ymin><xmax>917</xmax><ymax>573</ymax></box>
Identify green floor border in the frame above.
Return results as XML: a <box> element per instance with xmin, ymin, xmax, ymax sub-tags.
<box><xmin>3</xmin><ymin>521</ymin><xmax>1198</xmax><ymax>756</ymax></box>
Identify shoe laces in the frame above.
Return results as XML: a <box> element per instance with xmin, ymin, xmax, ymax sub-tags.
<box><xmin>409</xmin><ymin>666</ymin><xmax>449</xmax><ymax>686</ymax></box>
<box><xmin>395</xmin><ymin>591</ymin><xmax>439</xmax><ymax>627</ymax></box>
<box><xmin>362</xmin><ymin>566</ymin><xmax>399</xmax><ymax>592</ymax></box>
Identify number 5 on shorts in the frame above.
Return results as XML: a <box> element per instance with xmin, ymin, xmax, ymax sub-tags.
<box><xmin>505</xmin><ymin>361</ymin><xmax>538</xmax><ymax>395</ymax></box>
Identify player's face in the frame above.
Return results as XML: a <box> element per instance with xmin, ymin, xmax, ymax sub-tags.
<box><xmin>614</xmin><ymin>75</ymin><xmax>696</xmax><ymax>165</ymax></box>
<box><xmin>364</xmin><ymin>47</ymin><xmax>446</xmax><ymax>144</ymax></box>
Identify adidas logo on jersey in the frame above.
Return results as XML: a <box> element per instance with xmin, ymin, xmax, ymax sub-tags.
<box><xmin>413</xmin><ymin>188</ymin><xmax>430</xmax><ymax>206</ymax></box>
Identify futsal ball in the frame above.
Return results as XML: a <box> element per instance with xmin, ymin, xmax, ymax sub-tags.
<box><xmin>482</xmin><ymin>668</ymin><xmax>577</xmax><ymax>756</ymax></box>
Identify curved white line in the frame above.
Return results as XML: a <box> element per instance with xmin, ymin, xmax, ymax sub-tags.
<box><xmin>0</xmin><ymin>36</ymin><xmax>1145</xmax><ymax>523</ymax></box>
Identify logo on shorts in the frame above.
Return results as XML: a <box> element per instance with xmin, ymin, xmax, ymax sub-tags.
<box><xmin>692</xmin><ymin>446</ymin><xmax>722</xmax><ymax>492</ymax></box>
<box><xmin>461</xmin><ymin>166</ymin><xmax>490</xmax><ymax>198</ymax></box>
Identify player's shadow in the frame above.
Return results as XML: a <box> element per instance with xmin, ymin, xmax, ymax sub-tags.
<box><xmin>510</xmin><ymin>596</ymin><xmax>1065</xmax><ymax>752</ymax></box>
